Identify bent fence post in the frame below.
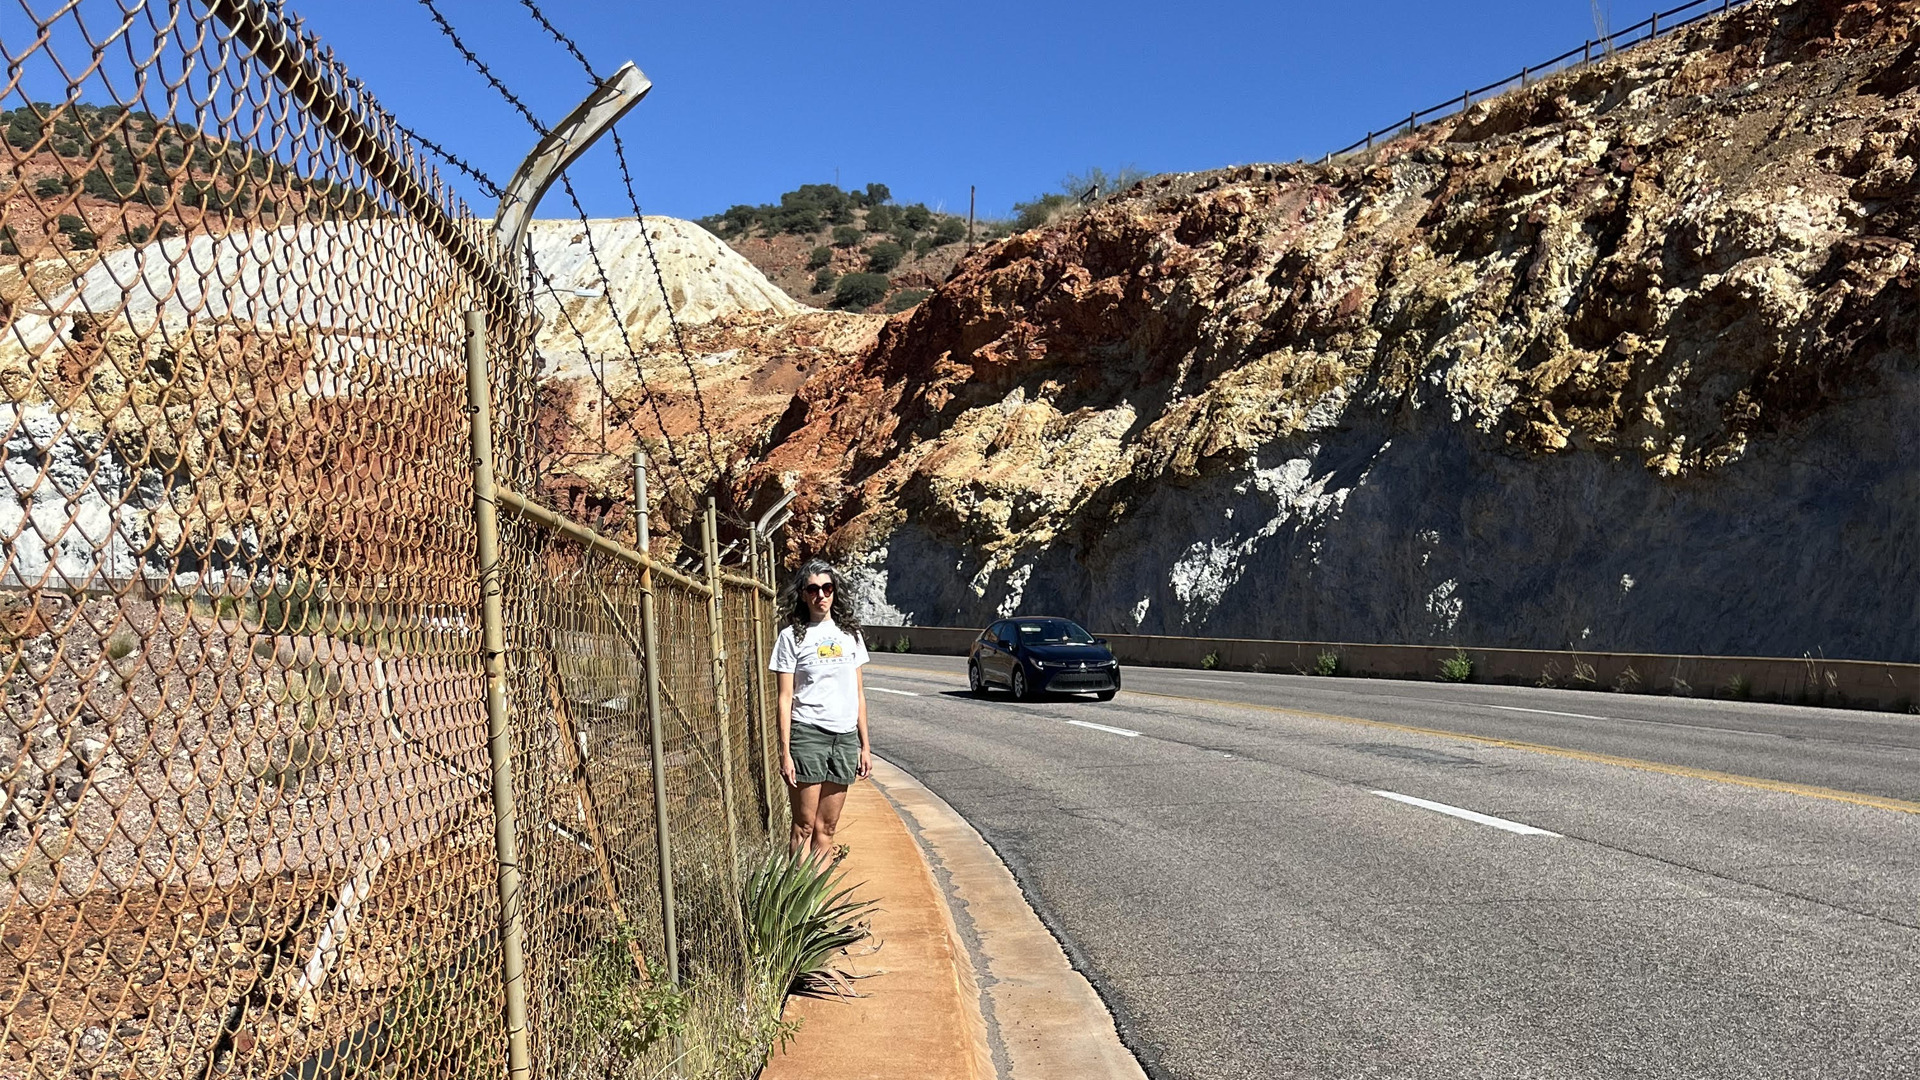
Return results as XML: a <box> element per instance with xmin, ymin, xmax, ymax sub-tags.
<box><xmin>465</xmin><ymin>309</ymin><xmax>532</xmax><ymax>1080</ymax></box>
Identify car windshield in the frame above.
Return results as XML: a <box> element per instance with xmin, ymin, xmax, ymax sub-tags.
<box><xmin>1016</xmin><ymin>620</ymin><xmax>1095</xmax><ymax>645</ymax></box>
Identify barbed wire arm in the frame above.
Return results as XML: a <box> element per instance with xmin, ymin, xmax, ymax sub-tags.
<box><xmin>494</xmin><ymin>62</ymin><xmax>652</xmax><ymax>278</ymax></box>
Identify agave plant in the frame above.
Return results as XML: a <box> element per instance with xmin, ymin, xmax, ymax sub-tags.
<box><xmin>741</xmin><ymin>847</ymin><xmax>877</xmax><ymax>997</ymax></box>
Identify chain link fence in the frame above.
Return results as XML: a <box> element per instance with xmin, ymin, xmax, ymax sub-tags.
<box><xmin>2</xmin><ymin>2</ymin><xmax>784</xmax><ymax>1077</ymax></box>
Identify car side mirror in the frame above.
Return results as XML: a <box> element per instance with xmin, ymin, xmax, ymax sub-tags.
<box><xmin>1093</xmin><ymin>637</ymin><xmax>1107</xmax><ymax>645</ymax></box>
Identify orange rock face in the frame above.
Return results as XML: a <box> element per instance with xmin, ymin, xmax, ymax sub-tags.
<box><xmin>544</xmin><ymin>0</ymin><xmax>1919</xmax><ymax>656</ymax></box>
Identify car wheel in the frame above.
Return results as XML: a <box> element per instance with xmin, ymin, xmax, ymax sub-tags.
<box><xmin>1096</xmin><ymin>689</ymin><xmax>1118</xmax><ymax>701</ymax></box>
<box><xmin>1010</xmin><ymin>667</ymin><xmax>1031</xmax><ymax>701</ymax></box>
<box><xmin>968</xmin><ymin>662</ymin><xmax>988</xmax><ymax>696</ymax></box>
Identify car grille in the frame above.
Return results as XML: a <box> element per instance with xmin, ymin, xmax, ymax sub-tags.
<box><xmin>1043</xmin><ymin>671</ymin><xmax>1116</xmax><ymax>691</ymax></box>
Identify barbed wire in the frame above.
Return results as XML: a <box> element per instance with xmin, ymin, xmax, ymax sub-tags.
<box><xmin>509</xmin><ymin>0</ymin><xmax>729</xmax><ymax>496</ymax></box>
<box><xmin>605</xmin><ymin>126</ymin><xmax>726</xmax><ymax>481</ymax></box>
<box><xmin>415</xmin><ymin>0</ymin><xmax>550</xmax><ymax>137</ymax></box>
<box><xmin>524</xmin><ymin>239</ymin><xmax>697</xmax><ymax>521</ymax></box>
<box><xmin>419</xmin><ymin>0</ymin><xmax>732</xmax><ymax>510</ymax></box>
<box><xmin>557</xmin><ymin>175</ymin><xmax>714</xmax><ymax>512</ymax></box>
<box><xmin>515</xmin><ymin>0</ymin><xmax>597</xmax><ymax>79</ymax></box>
<box><xmin>390</xmin><ymin>117</ymin><xmax>503</xmax><ymax>198</ymax></box>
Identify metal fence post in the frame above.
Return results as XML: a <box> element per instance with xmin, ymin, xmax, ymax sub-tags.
<box><xmin>702</xmin><ymin>499</ymin><xmax>744</xmax><ymax>875</ymax></box>
<box><xmin>746</xmin><ymin>530</ymin><xmax>776</xmax><ymax>832</ymax></box>
<box><xmin>634</xmin><ymin>458</ymin><xmax>680</xmax><ymax>986</ymax></box>
<box><xmin>466</xmin><ymin>309</ymin><xmax>532</xmax><ymax>1080</ymax></box>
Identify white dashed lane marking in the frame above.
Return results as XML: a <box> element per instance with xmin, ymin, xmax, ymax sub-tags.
<box><xmin>1371</xmin><ymin>790</ymin><xmax>1561</xmax><ymax>836</ymax></box>
<box><xmin>1068</xmin><ymin>720</ymin><xmax>1143</xmax><ymax>738</ymax></box>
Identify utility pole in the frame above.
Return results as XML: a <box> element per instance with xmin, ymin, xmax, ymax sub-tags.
<box><xmin>967</xmin><ymin>185</ymin><xmax>975</xmax><ymax>253</ymax></box>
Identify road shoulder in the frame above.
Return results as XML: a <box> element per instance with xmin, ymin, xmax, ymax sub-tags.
<box><xmin>870</xmin><ymin>757</ymin><xmax>1151</xmax><ymax>1080</ymax></box>
<box><xmin>760</xmin><ymin>767</ymin><xmax>993</xmax><ymax>1080</ymax></box>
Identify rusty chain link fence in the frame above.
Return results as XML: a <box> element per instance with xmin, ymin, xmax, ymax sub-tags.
<box><xmin>2</xmin><ymin>2</ymin><xmax>785</xmax><ymax>1077</ymax></box>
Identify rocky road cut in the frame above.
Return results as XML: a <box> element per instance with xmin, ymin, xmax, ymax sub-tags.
<box><xmin>861</xmin><ymin>655</ymin><xmax>1920</xmax><ymax>1080</ymax></box>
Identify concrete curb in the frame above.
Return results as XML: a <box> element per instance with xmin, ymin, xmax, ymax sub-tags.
<box><xmin>870</xmin><ymin>757</ymin><xmax>1150</xmax><ymax>1080</ymax></box>
<box><xmin>864</xmin><ymin>624</ymin><xmax>1920</xmax><ymax>713</ymax></box>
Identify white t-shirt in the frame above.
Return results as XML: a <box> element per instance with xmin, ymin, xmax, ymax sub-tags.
<box><xmin>769</xmin><ymin>618</ymin><xmax>869</xmax><ymax>734</ymax></box>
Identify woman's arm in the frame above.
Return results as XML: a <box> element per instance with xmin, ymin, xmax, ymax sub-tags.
<box><xmin>854</xmin><ymin>665</ymin><xmax>871</xmax><ymax>780</ymax></box>
<box><xmin>777</xmin><ymin>671</ymin><xmax>796</xmax><ymax>787</ymax></box>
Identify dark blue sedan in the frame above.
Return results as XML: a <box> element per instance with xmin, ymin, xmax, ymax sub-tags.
<box><xmin>968</xmin><ymin>616</ymin><xmax>1121</xmax><ymax>701</ymax></box>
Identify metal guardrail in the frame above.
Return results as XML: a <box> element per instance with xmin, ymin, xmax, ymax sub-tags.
<box><xmin>1322</xmin><ymin>0</ymin><xmax>1759</xmax><ymax>162</ymax></box>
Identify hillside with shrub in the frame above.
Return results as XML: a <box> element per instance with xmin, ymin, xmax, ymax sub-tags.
<box><xmin>1</xmin><ymin>102</ymin><xmax>381</xmax><ymax>261</ymax></box>
<box><xmin>696</xmin><ymin>183</ymin><xmax>1005</xmax><ymax>314</ymax></box>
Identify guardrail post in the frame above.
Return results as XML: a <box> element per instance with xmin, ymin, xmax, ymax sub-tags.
<box><xmin>634</xmin><ymin>457</ymin><xmax>680</xmax><ymax>986</ymax></box>
<box><xmin>703</xmin><ymin>498</ymin><xmax>744</xmax><ymax>877</ymax></box>
<box><xmin>466</xmin><ymin>309</ymin><xmax>532</xmax><ymax>1080</ymax></box>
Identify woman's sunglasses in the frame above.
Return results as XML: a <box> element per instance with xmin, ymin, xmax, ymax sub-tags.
<box><xmin>802</xmin><ymin>582</ymin><xmax>835</xmax><ymax>597</ymax></box>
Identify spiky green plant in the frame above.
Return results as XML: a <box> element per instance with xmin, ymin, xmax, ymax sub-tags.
<box><xmin>742</xmin><ymin>848</ymin><xmax>875</xmax><ymax>998</ymax></box>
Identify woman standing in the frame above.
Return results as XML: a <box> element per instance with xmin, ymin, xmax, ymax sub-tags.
<box><xmin>769</xmin><ymin>559</ymin><xmax>871</xmax><ymax>862</ymax></box>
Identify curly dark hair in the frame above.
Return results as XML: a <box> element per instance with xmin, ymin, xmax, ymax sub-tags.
<box><xmin>782</xmin><ymin>559</ymin><xmax>862</xmax><ymax>642</ymax></box>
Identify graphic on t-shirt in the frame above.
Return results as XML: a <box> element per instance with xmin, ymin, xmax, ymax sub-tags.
<box><xmin>815</xmin><ymin>641</ymin><xmax>845</xmax><ymax>659</ymax></box>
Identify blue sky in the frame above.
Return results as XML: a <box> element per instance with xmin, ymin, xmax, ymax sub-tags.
<box><xmin>234</xmin><ymin>2</ymin><xmax>1629</xmax><ymax>219</ymax></box>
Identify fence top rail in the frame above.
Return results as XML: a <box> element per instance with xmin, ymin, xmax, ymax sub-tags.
<box><xmin>205</xmin><ymin>0</ymin><xmax>521</xmax><ymax>311</ymax></box>
<box><xmin>495</xmin><ymin>486</ymin><xmax>712</xmax><ymax>595</ymax></box>
<box><xmin>1322</xmin><ymin>0</ymin><xmax>1755</xmax><ymax>162</ymax></box>
<box><xmin>719</xmin><ymin>570</ymin><xmax>775</xmax><ymax>598</ymax></box>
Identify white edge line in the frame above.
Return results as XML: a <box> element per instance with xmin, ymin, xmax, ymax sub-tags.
<box><xmin>1067</xmin><ymin>719</ymin><xmax>1142</xmax><ymax>738</ymax></box>
<box><xmin>1482</xmin><ymin>703</ymin><xmax>1611</xmax><ymax>721</ymax></box>
<box><xmin>867</xmin><ymin>686</ymin><xmax>921</xmax><ymax>697</ymax></box>
<box><xmin>1371</xmin><ymin>790</ymin><xmax>1560</xmax><ymax>836</ymax></box>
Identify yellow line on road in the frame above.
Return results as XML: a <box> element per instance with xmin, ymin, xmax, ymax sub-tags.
<box><xmin>864</xmin><ymin>663</ymin><xmax>1920</xmax><ymax>815</ymax></box>
<box><xmin>1124</xmin><ymin>689</ymin><xmax>1920</xmax><ymax>817</ymax></box>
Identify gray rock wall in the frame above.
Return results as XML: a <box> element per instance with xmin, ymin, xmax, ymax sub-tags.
<box><xmin>871</xmin><ymin>371</ymin><xmax>1919</xmax><ymax>663</ymax></box>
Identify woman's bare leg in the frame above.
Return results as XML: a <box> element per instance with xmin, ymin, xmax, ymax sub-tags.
<box><xmin>809</xmin><ymin>783</ymin><xmax>851</xmax><ymax>863</ymax></box>
<box><xmin>788</xmin><ymin>781</ymin><xmax>821</xmax><ymax>854</ymax></box>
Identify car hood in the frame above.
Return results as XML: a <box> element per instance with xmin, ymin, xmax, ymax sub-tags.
<box><xmin>1021</xmin><ymin>643</ymin><xmax>1114</xmax><ymax>662</ymax></box>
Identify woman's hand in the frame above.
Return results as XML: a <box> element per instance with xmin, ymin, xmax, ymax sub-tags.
<box><xmin>780</xmin><ymin>751</ymin><xmax>797</xmax><ymax>787</ymax></box>
<box><xmin>857</xmin><ymin>746</ymin><xmax>871</xmax><ymax>780</ymax></box>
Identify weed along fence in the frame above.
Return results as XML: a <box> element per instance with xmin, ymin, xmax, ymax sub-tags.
<box><xmin>1</xmin><ymin>2</ymin><xmax>788</xmax><ymax>1078</ymax></box>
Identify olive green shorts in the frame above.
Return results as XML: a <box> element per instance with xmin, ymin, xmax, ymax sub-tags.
<box><xmin>788</xmin><ymin>721</ymin><xmax>860</xmax><ymax>786</ymax></box>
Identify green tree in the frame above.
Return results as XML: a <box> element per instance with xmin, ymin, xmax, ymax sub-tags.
<box><xmin>806</xmin><ymin>246</ymin><xmax>833</xmax><ymax>270</ymax></box>
<box><xmin>931</xmin><ymin>217</ymin><xmax>967</xmax><ymax>247</ymax></box>
<box><xmin>56</xmin><ymin>213</ymin><xmax>95</xmax><ymax>250</ymax></box>
<box><xmin>901</xmin><ymin>204</ymin><xmax>932</xmax><ymax>230</ymax></box>
<box><xmin>5</xmin><ymin>109</ymin><xmax>44</xmax><ymax>151</ymax></box>
<box><xmin>82</xmin><ymin>167</ymin><xmax>123</xmax><ymax>199</ymax></box>
<box><xmin>831</xmin><ymin>272</ymin><xmax>889</xmax><ymax>310</ymax></box>
<box><xmin>811</xmin><ymin>267</ymin><xmax>837</xmax><ymax>295</ymax></box>
<box><xmin>866</xmin><ymin>241</ymin><xmax>904</xmax><ymax>273</ymax></box>
<box><xmin>830</xmin><ymin>224</ymin><xmax>862</xmax><ymax>248</ymax></box>
<box><xmin>862</xmin><ymin>182</ymin><xmax>891</xmax><ymax>207</ymax></box>
<box><xmin>34</xmin><ymin>176</ymin><xmax>68</xmax><ymax>198</ymax></box>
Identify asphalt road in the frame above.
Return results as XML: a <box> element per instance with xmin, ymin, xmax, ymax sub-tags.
<box><xmin>859</xmin><ymin>654</ymin><xmax>1920</xmax><ymax>1080</ymax></box>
